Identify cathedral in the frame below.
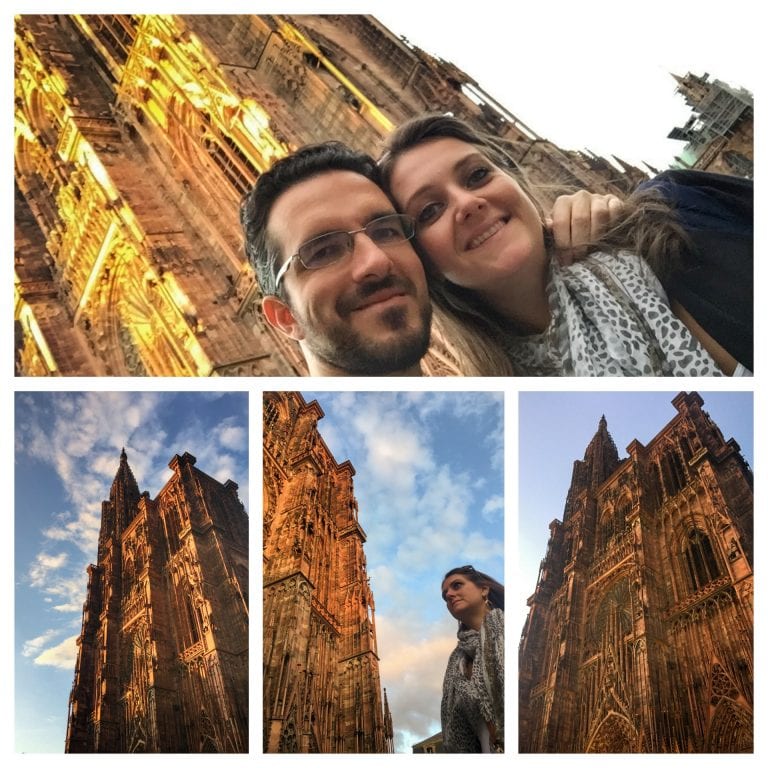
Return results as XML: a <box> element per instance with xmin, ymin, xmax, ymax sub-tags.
<box><xmin>263</xmin><ymin>392</ymin><xmax>393</xmax><ymax>753</ymax></box>
<box><xmin>14</xmin><ymin>14</ymin><xmax>651</xmax><ymax>377</ymax></box>
<box><xmin>65</xmin><ymin>450</ymin><xmax>249</xmax><ymax>753</ymax></box>
<box><xmin>669</xmin><ymin>72</ymin><xmax>753</xmax><ymax>177</ymax></box>
<box><xmin>519</xmin><ymin>392</ymin><xmax>753</xmax><ymax>753</ymax></box>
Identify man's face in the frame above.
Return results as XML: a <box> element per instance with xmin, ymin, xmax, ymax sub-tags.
<box><xmin>265</xmin><ymin>171</ymin><xmax>432</xmax><ymax>376</ymax></box>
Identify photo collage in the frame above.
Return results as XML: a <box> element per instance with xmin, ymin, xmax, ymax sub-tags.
<box><xmin>10</xmin><ymin>7</ymin><xmax>758</xmax><ymax>765</ymax></box>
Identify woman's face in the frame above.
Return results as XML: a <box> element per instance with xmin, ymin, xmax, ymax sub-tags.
<box><xmin>389</xmin><ymin>137</ymin><xmax>547</xmax><ymax>293</ymax></box>
<box><xmin>441</xmin><ymin>572</ymin><xmax>489</xmax><ymax>622</ymax></box>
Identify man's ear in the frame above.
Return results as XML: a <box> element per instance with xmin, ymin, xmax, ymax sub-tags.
<box><xmin>262</xmin><ymin>295</ymin><xmax>305</xmax><ymax>341</ymax></box>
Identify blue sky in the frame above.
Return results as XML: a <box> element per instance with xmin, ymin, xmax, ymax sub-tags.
<box><xmin>516</xmin><ymin>390</ymin><xmax>754</xmax><ymax>639</ymax></box>
<box><xmin>14</xmin><ymin>391</ymin><xmax>248</xmax><ymax>753</ymax></box>
<box><xmin>300</xmin><ymin>390</ymin><xmax>504</xmax><ymax>753</ymax></box>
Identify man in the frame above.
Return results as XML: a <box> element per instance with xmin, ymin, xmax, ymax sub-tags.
<box><xmin>241</xmin><ymin>142</ymin><xmax>432</xmax><ymax>376</ymax></box>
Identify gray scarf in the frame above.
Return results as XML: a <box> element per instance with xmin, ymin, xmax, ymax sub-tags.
<box><xmin>441</xmin><ymin>608</ymin><xmax>504</xmax><ymax>752</ymax></box>
<box><xmin>506</xmin><ymin>252</ymin><xmax>724</xmax><ymax>376</ymax></box>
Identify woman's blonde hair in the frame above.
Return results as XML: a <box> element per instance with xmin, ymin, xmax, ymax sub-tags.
<box><xmin>379</xmin><ymin>114</ymin><xmax>690</xmax><ymax>376</ymax></box>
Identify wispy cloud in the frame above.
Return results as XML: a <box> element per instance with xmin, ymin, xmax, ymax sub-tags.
<box><xmin>217</xmin><ymin>420</ymin><xmax>247</xmax><ymax>451</ymax></box>
<box><xmin>377</xmin><ymin>612</ymin><xmax>457</xmax><ymax>751</ymax></box>
<box><xmin>481</xmin><ymin>494</ymin><xmax>504</xmax><ymax>522</ymax></box>
<box><xmin>33</xmin><ymin>635</ymin><xmax>79</xmax><ymax>671</ymax></box>
<box><xmin>28</xmin><ymin>552</ymin><xmax>68</xmax><ymax>588</ymax></box>
<box><xmin>22</xmin><ymin>630</ymin><xmax>60</xmax><ymax>658</ymax></box>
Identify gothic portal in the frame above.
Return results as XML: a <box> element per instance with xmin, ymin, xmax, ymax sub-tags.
<box><xmin>519</xmin><ymin>392</ymin><xmax>753</xmax><ymax>753</ymax></box>
<box><xmin>65</xmin><ymin>450</ymin><xmax>249</xmax><ymax>753</ymax></box>
<box><xmin>263</xmin><ymin>392</ymin><xmax>393</xmax><ymax>753</ymax></box>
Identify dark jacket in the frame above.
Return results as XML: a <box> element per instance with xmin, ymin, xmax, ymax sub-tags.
<box><xmin>638</xmin><ymin>169</ymin><xmax>753</xmax><ymax>371</ymax></box>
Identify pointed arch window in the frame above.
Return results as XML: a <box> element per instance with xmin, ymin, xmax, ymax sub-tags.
<box><xmin>264</xmin><ymin>398</ymin><xmax>279</xmax><ymax>432</ymax></box>
<box><xmin>598</xmin><ymin>508</ymin><xmax>615</xmax><ymax>551</ymax></box>
<box><xmin>182</xmin><ymin>592</ymin><xmax>201</xmax><ymax>646</ymax></box>
<box><xmin>662</xmin><ymin>447</ymin><xmax>687</xmax><ymax>496</ymax></box>
<box><xmin>683</xmin><ymin>529</ymin><xmax>721</xmax><ymax>592</ymax></box>
<box><xmin>616</xmin><ymin>496</ymin><xmax>631</xmax><ymax>524</ymax></box>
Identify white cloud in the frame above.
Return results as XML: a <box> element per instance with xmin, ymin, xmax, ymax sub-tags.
<box><xmin>52</xmin><ymin>602</ymin><xmax>82</xmax><ymax>613</ymax></box>
<box><xmin>43</xmin><ymin>507</ymin><xmax>100</xmax><ymax>554</ymax></box>
<box><xmin>218</xmin><ymin>424</ymin><xmax>246</xmax><ymax>451</ymax></box>
<box><xmin>33</xmin><ymin>635</ymin><xmax>79</xmax><ymax>671</ymax></box>
<box><xmin>462</xmin><ymin>530</ymin><xmax>505</xmax><ymax>563</ymax></box>
<box><xmin>376</xmin><ymin>612</ymin><xmax>458</xmax><ymax>750</ymax></box>
<box><xmin>22</xmin><ymin>629</ymin><xmax>59</xmax><ymax>658</ymax></box>
<box><xmin>28</xmin><ymin>552</ymin><xmax>68</xmax><ymax>588</ymax></box>
<box><xmin>481</xmin><ymin>494</ymin><xmax>504</xmax><ymax>522</ymax></box>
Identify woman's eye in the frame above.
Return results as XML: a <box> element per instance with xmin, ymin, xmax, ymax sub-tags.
<box><xmin>416</xmin><ymin>201</ymin><xmax>444</xmax><ymax>226</ymax></box>
<box><xmin>467</xmin><ymin>166</ymin><xmax>490</xmax><ymax>186</ymax></box>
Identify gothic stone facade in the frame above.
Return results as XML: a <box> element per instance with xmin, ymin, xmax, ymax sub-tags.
<box><xmin>519</xmin><ymin>392</ymin><xmax>753</xmax><ymax>753</ymax></box>
<box><xmin>669</xmin><ymin>72</ymin><xmax>753</xmax><ymax>177</ymax></box>
<box><xmin>263</xmin><ymin>392</ymin><xmax>393</xmax><ymax>753</ymax></box>
<box><xmin>65</xmin><ymin>450</ymin><xmax>249</xmax><ymax>752</ymax></box>
<box><xmin>15</xmin><ymin>15</ymin><xmax>649</xmax><ymax>377</ymax></box>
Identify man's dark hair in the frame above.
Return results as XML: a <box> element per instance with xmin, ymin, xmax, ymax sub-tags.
<box><xmin>240</xmin><ymin>141</ymin><xmax>381</xmax><ymax>297</ymax></box>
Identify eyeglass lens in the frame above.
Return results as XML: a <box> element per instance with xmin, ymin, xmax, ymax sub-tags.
<box><xmin>298</xmin><ymin>215</ymin><xmax>413</xmax><ymax>270</ymax></box>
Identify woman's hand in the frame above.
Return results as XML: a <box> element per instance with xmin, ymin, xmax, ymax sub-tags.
<box><xmin>546</xmin><ymin>191</ymin><xmax>624</xmax><ymax>265</ymax></box>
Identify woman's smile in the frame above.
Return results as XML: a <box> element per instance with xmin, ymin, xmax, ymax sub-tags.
<box><xmin>465</xmin><ymin>218</ymin><xmax>508</xmax><ymax>250</ymax></box>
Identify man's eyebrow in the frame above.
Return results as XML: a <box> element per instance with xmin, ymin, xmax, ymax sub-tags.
<box><xmin>300</xmin><ymin>209</ymin><xmax>398</xmax><ymax>243</ymax></box>
<box><xmin>365</xmin><ymin>209</ymin><xmax>399</xmax><ymax>224</ymax></box>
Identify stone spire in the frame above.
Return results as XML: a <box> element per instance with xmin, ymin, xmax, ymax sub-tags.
<box><xmin>564</xmin><ymin>416</ymin><xmax>621</xmax><ymax>520</ymax></box>
<box><xmin>98</xmin><ymin>448</ymin><xmax>141</xmax><ymax>551</ymax></box>
<box><xmin>582</xmin><ymin>415</ymin><xmax>620</xmax><ymax>488</ymax></box>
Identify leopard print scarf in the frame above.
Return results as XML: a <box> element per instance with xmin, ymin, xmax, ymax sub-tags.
<box><xmin>506</xmin><ymin>251</ymin><xmax>724</xmax><ymax>376</ymax></box>
<box><xmin>441</xmin><ymin>608</ymin><xmax>504</xmax><ymax>752</ymax></box>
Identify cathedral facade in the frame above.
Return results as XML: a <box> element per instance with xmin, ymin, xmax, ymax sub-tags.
<box><xmin>65</xmin><ymin>450</ymin><xmax>249</xmax><ymax>753</ymax></box>
<box><xmin>15</xmin><ymin>14</ymin><xmax>650</xmax><ymax>377</ymax></box>
<box><xmin>519</xmin><ymin>392</ymin><xmax>753</xmax><ymax>753</ymax></box>
<box><xmin>669</xmin><ymin>72</ymin><xmax>753</xmax><ymax>177</ymax></box>
<box><xmin>263</xmin><ymin>392</ymin><xmax>393</xmax><ymax>753</ymax></box>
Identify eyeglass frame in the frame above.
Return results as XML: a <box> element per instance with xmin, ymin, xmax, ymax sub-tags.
<box><xmin>272</xmin><ymin>213</ymin><xmax>417</xmax><ymax>292</ymax></box>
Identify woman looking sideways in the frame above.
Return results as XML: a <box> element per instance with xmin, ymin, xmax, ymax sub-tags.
<box><xmin>440</xmin><ymin>566</ymin><xmax>504</xmax><ymax>753</ymax></box>
<box><xmin>379</xmin><ymin>114</ymin><xmax>750</xmax><ymax>376</ymax></box>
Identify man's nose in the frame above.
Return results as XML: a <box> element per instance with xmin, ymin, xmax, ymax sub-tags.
<box><xmin>348</xmin><ymin>231</ymin><xmax>394</xmax><ymax>282</ymax></box>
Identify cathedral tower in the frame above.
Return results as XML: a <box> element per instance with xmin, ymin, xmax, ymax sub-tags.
<box><xmin>519</xmin><ymin>393</ymin><xmax>753</xmax><ymax>752</ymax></box>
<box><xmin>263</xmin><ymin>392</ymin><xmax>393</xmax><ymax>753</ymax></box>
<box><xmin>668</xmin><ymin>71</ymin><xmax>753</xmax><ymax>176</ymax></box>
<box><xmin>65</xmin><ymin>450</ymin><xmax>248</xmax><ymax>752</ymax></box>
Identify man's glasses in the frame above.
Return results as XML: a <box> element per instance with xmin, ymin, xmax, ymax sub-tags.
<box><xmin>274</xmin><ymin>213</ymin><xmax>416</xmax><ymax>291</ymax></box>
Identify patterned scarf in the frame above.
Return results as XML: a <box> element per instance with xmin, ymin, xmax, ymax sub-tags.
<box><xmin>506</xmin><ymin>251</ymin><xmax>724</xmax><ymax>376</ymax></box>
<box><xmin>441</xmin><ymin>608</ymin><xmax>504</xmax><ymax>752</ymax></box>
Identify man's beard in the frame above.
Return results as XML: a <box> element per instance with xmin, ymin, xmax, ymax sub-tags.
<box><xmin>300</xmin><ymin>298</ymin><xmax>432</xmax><ymax>376</ymax></box>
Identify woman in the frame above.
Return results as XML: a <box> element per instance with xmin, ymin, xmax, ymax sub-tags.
<box><xmin>379</xmin><ymin>114</ymin><xmax>746</xmax><ymax>376</ymax></box>
<box><xmin>440</xmin><ymin>565</ymin><xmax>504</xmax><ymax>753</ymax></box>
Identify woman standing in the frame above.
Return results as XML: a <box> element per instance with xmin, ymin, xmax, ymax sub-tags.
<box><xmin>440</xmin><ymin>566</ymin><xmax>504</xmax><ymax>752</ymax></box>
